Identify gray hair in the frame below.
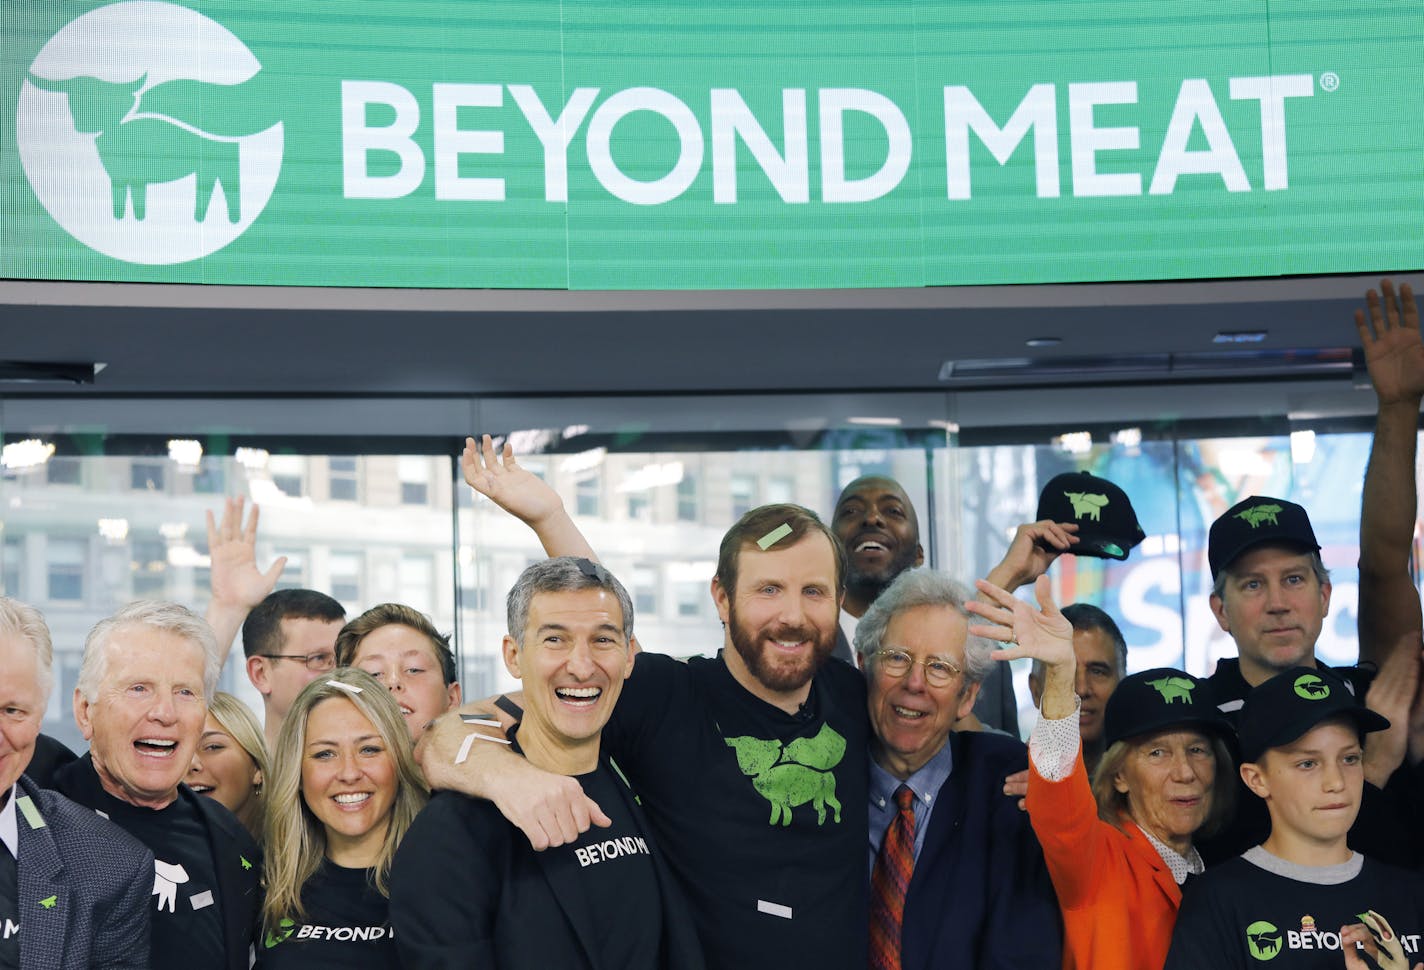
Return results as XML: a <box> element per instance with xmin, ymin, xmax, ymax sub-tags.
<box><xmin>78</xmin><ymin>600</ymin><xmax>222</xmax><ymax>703</ymax></box>
<box><xmin>854</xmin><ymin>568</ymin><xmax>996</xmax><ymax>684</ymax></box>
<box><xmin>1031</xmin><ymin>602</ymin><xmax>1129</xmax><ymax>682</ymax></box>
<box><xmin>0</xmin><ymin>596</ymin><xmax>54</xmax><ymax>706</ymax></box>
<box><xmin>1210</xmin><ymin>548</ymin><xmax>1330</xmax><ymax>600</ymax></box>
<box><xmin>506</xmin><ymin>558</ymin><xmax>635</xmax><ymax>645</ymax></box>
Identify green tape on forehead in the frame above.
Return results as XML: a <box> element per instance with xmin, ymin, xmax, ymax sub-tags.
<box><xmin>757</xmin><ymin>523</ymin><xmax>793</xmax><ymax>550</ymax></box>
<box><xmin>16</xmin><ymin>795</ymin><xmax>45</xmax><ymax>830</ymax></box>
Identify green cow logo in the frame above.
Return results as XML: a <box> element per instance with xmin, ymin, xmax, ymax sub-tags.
<box><xmin>725</xmin><ymin>723</ymin><xmax>845</xmax><ymax>826</ymax></box>
<box><xmin>16</xmin><ymin>2</ymin><xmax>284</xmax><ymax>265</ymax></box>
<box><xmin>264</xmin><ymin>918</ymin><xmax>295</xmax><ymax>949</ymax></box>
<box><xmin>1064</xmin><ymin>492</ymin><xmax>1109</xmax><ymax>521</ymax></box>
<box><xmin>38</xmin><ymin>895</ymin><xmax>57</xmax><ymax>910</ymax></box>
<box><xmin>1245</xmin><ymin>920</ymin><xmax>1282</xmax><ymax>961</ymax></box>
<box><xmin>1147</xmin><ymin>676</ymin><xmax>1196</xmax><ymax>704</ymax></box>
<box><xmin>1236</xmin><ymin>504</ymin><xmax>1284</xmax><ymax>528</ymax></box>
<box><xmin>1293</xmin><ymin>674</ymin><xmax>1330</xmax><ymax>700</ymax></box>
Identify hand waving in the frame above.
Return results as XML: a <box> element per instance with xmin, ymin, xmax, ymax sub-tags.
<box><xmin>461</xmin><ymin>434</ymin><xmax>565</xmax><ymax>527</ymax></box>
<box><xmin>1357</xmin><ymin>278</ymin><xmax>1424</xmax><ymax>407</ymax></box>
<box><xmin>206</xmin><ymin>497</ymin><xmax>285</xmax><ymax>610</ymax></box>
<box><xmin>965</xmin><ymin>574</ymin><xmax>1075</xmax><ymax>670</ymax></box>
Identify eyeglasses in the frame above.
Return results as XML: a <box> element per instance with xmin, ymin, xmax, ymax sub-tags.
<box><xmin>262</xmin><ymin>652</ymin><xmax>337</xmax><ymax>673</ymax></box>
<box><xmin>871</xmin><ymin>648</ymin><xmax>962</xmax><ymax>687</ymax></box>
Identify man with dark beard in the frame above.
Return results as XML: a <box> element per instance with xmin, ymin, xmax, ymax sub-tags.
<box><xmin>422</xmin><ymin>448</ymin><xmax>870</xmax><ymax>970</ymax></box>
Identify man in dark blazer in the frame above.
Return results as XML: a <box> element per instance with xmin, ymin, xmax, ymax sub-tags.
<box><xmin>0</xmin><ymin>595</ymin><xmax>153</xmax><ymax>970</ymax></box>
<box><xmin>856</xmin><ymin>569</ymin><xmax>1061</xmax><ymax>969</ymax></box>
<box><xmin>50</xmin><ymin>601</ymin><xmax>262</xmax><ymax>970</ymax></box>
<box><xmin>391</xmin><ymin>558</ymin><xmax>704</xmax><ymax>970</ymax></box>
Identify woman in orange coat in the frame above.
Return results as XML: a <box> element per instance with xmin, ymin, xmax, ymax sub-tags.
<box><xmin>968</xmin><ymin>576</ymin><xmax>1235</xmax><ymax>970</ymax></box>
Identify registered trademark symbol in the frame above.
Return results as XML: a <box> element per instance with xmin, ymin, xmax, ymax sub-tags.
<box><xmin>1320</xmin><ymin>72</ymin><xmax>1340</xmax><ymax>92</ymax></box>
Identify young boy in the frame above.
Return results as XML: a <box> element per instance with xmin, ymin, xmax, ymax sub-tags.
<box><xmin>1164</xmin><ymin>666</ymin><xmax>1424</xmax><ymax>969</ymax></box>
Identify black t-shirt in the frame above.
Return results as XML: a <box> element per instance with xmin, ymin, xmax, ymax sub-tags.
<box><xmin>1165</xmin><ymin>849</ymin><xmax>1424</xmax><ymax>969</ymax></box>
<box><xmin>54</xmin><ymin>758</ymin><xmax>225</xmax><ymax>970</ymax></box>
<box><xmin>257</xmin><ymin>860</ymin><xmax>398</xmax><ymax>970</ymax></box>
<box><xmin>0</xmin><ymin>829</ymin><xmax>17</xmax><ymax>970</ymax></box>
<box><xmin>543</xmin><ymin>759</ymin><xmax>663</xmax><ymax>968</ymax></box>
<box><xmin>601</xmin><ymin>652</ymin><xmax>870</xmax><ymax>970</ymax></box>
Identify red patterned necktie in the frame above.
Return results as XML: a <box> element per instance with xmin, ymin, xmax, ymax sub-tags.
<box><xmin>869</xmin><ymin>784</ymin><xmax>916</xmax><ymax>970</ymax></box>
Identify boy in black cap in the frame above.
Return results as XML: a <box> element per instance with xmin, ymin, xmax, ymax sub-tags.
<box><xmin>1164</xmin><ymin>666</ymin><xmax>1424</xmax><ymax>969</ymax></box>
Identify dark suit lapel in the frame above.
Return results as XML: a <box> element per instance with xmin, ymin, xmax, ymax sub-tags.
<box><xmin>531</xmin><ymin>839</ymin><xmax>604</xmax><ymax>970</ymax></box>
<box><xmin>187</xmin><ymin>790</ymin><xmax>250</xmax><ymax>970</ymax></box>
<box><xmin>15</xmin><ymin>790</ymin><xmax>70</xmax><ymax>970</ymax></box>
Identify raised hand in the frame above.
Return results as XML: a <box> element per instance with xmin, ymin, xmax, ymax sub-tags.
<box><xmin>966</xmin><ymin>575</ymin><xmax>1075</xmax><ymax>669</ymax></box>
<box><xmin>987</xmin><ymin>520</ymin><xmax>1080</xmax><ymax>592</ymax></box>
<box><xmin>206</xmin><ymin>496</ymin><xmax>285</xmax><ymax>610</ymax></box>
<box><xmin>1341</xmin><ymin>910</ymin><xmax>1422</xmax><ymax>970</ymax></box>
<box><xmin>1356</xmin><ymin>278</ymin><xmax>1424</xmax><ymax>407</ymax></box>
<box><xmin>461</xmin><ymin>434</ymin><xmax>565</xmax><ymax>527</ymax></box>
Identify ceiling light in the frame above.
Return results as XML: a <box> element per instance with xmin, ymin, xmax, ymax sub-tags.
<box><xmin>847</xmin><ymin>416</ymin><xmax>902</xmax><ymax>427</ymax></box>
<box><xmin>98</xmin><ymin>518</ymin><xmax>129</xmax><ymax>542</ymax></box>
<box><xmin>1025</xmin><ymin>337</ymin><xmax>1061</xmax><ymax>348</ymax></box>
<box><xmin>1212</xmin><ymin>331</ymin><xmax>1268</xmax><ymax>344</ymax></box>
<box><xmin>617</xmin><ymin>461</ymin><xmax>685</xmax><ymax>493</ymax></box>
<box><xmin>1</xmin><ymin>439</ymin><xmax>55</xmax><ymax>470</ymax></box>
<box><xmin>234</xmin><ymin>447</ymin><xmax>269</xmax><ymax>471</ymax></box>
<box><xmin>1054</xmin><ymin>431</ymin><xmax>1093</xmax><ymax>455</ymax></box>
<box><xmin>1290</xmin><ymin>429</ymin><xmax>1316</xmax><ymax>465</ymax></box>
<box><xmin>560</xmin><ymin>448</ymin><xmax>607</xmax><ymax>475</ymax></box>
<box><xmin>167</xmin><ymin>439</ymin><xmax>203</xmax><ymax>470</ymax></box>
<box><xmin>1111</xmin><ymin>427</ymin><xmax>1143</xmax><ymax>448</ymax></box>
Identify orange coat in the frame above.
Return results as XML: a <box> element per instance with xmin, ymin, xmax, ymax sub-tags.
<box><xmin>1027</xmin><ymin>751</ymin><xmax>1182</xmax><ymax>970</ymax></box>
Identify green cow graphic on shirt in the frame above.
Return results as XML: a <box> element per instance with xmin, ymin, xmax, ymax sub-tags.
<box><xmin>1245</xmin><ymin>919</ymin><xmax>1282</xmax><ymax>960</ymax></box>
<box><xmin>725</xmin><ymin>723</ymin><xmax>845</xmax><ymax>826</ymax></box>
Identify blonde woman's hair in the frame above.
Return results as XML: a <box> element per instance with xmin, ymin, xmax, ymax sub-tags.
<box><xmin>206</xmin><ymin>692</ymin><xmax>270</xmax><ymax>840</ymax></box>
<box><xmin>1090</xmin><ymin>734</ymin><xmax>1235</xmax><ymax>839</ymax></box>
<box><xmin>261</xmin><ymin>668</ymin><xmax>428</xmax><ymax>935</ymax></box>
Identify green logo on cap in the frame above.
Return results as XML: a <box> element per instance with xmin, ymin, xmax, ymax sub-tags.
<box><xmin>1147</xmin><ymin>676</ymin><xmax>1196</xmax><ymax>703</ymax></box>
<box><xmin>1064</xmin><ymin>492</ymin><xmax>1109</xmax><ymax>521</ymax></box>
<box><xmin>1293</xmin><ymin>673</ymin><xmax>1330</xmax><ymax>700</ymax></box>
<box><xmin>1235</xmin><ymin>503</ymin><xmax>1283</xmax><ymax>528</ymax></box>
<box><xmin>1245</xmin><ymin>920</ymin><xmax>1282</xmax><ymax>960</ymax></box>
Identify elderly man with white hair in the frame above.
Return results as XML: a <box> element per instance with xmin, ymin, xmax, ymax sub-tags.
<box><xmin>51</xmin><ymin>601</ymin><xmax>262</xmax><ymax>970</ymax></box>
<box><xmin>0</xmin><ymin>595</ymin><xmax>153</xmax><ymax>970</ymax></box>
<box><xmin>856</xmin><ymin>568</ymin><xmax>1061</xmax><ymax>970</ymax></box>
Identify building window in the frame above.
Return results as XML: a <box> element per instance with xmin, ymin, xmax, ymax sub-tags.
<box><xmin>273</xmin><ymin>548</ymin><xmax>306</xmax><ymax>591</ymax></box>
<box><xmin>674</xmin><ymin>581</ymin><xmax>702</xmax><ymax>618</ymax></box>
<box><xmin>130</xmin><ymin>461</ymin><xmax>165</xmax><ymax>492</ymax></box>
<box><xmin>633</xmin><ymin>565</ymin><xmax>658</xmax><ymax>616</ymax></box>
<box><xmin>329</xmin><ymin>551</ymin><xmax>362</xmax><ymax>604</ymax></box>
<box><xmin>192</xmin><ymin>459</ymin><xmax>225</xmax><ymax>495</ymax></box>
<box><xmin>575</xmin><ymin>474</ymin><xmax>601</xmax><ymax>517</ymax></box>
<box><xmin>398</xmin><ymin>456</ymin><xmax>429</xmax><ymax>505</ymax></box>
<box><xmin>329</xmin><ymin>457</ymin><xmax>359</xmax><ymax>502</ymax></box>
<box><xmin>399</xmin><ymin>555</ymin><xmax>435</xmax><ymax>612</ymax></box>
<box><xmin>46</xmin><ymin>457</ymin><xmax>81</xmax><ymax>486</ymax></box>
<box><xmin>47</xmin><ymin>538</ymin><xmax>87</xmax><ymax>602</ymax></box>
<box><xmin>269</xmin><ymin>455</ymin><xmax>305</xmax><ymax>498</ymax></box>
<box><xmin>676</xmin><ymin>474</ymin><xmax>699</xmax><ymax>522</ymax></box>
<box><xmin>627</xmin><ymin>492</ymin><xmax>650</xmax><ymax>522</ymax></box>
<box><xmin>131</xmin><ymin>538</ymin><xmax>167</xmax><ymax>597</ymax></box>
<box><xmin>766</xmin><ymin>475</ymin><xmax>795</xmax><ymax>505</ymax></box>
<box><xmin>2</xmin><ymin>537</ymin><xmax>21</xmax><ymax>597</ymax></box>
<box><xmin>730</xmin><ymin>474</ymin><xmax>757</xmax><ymax>519</ymax></box>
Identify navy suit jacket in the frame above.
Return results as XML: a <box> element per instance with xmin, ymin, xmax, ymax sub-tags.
<box><xmin>898</xmin><ymin>731</ymin><xmax>1062</xmax><ymax>970</ymax></box>
<box><xmin>13</xmin><ymin>773</ymin><xmax>153</xmax><ymax>970</ymax></box>
<box><xmin>51</xmin><ymin>755</ymin><xmax>263</xmax><ymax>970</ymax></box>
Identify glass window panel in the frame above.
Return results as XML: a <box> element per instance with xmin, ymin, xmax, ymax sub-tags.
<box><xmin>676</xmin><ymin>473</ymin><xmax>699</xmax><ymax>523</ymax></box>
<box><xmin>730</xmin><ymin>474</ymin><xmax>757</xmax><ymax>519</ymax></box>
<box><xmin>329</xmin><ymin>551</ymin><xmax>362</xmax><ymax>606</ymax></box>
<box><xmin>399</xmin><ymin>555</ymin><xmax>436</xmax><ymax>613</ymax></box>
<box><xmin>130</xmin><ymin>461</ymin><xmax>165</xmax><ymax>491</ymax></box>
<box><xmin>47</xmin><ymin>537</ymin><xmax>87</xmax><ymax>602</ymax></box>
<box><xmin>47</xmin><ymin>457</ymin><xmax>81</xmax><ymax>486</ymax></box>
<box><xmin>2</xmin><ymin>537</ymin><xmax>22</xmax><ymax>597</ymax></box>
<box><xmin>329</xmin><ymin>457</ymin><xmax>359</xmax><ymax>502</ymax></box>
<box><xmin>131</xmin><ymin>537</ymin><xmax>168</xmax><ymax>597</ymax></box>
<box><xmin>575</xmin><ymin>474</ymin><xmax>601</xmax><ymax>517</ymax></box>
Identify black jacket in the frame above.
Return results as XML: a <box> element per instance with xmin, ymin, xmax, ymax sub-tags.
<box><xmin>391</xmin><ymin>756</ymin><xmax>706</xmax><ymax>970</ymax></box>
<box><xmin>50</xmin><ymin>755</ymin><xmax>263</xmax><ymax>970</ymax></box>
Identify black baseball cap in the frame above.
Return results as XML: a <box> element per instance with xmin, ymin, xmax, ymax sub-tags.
<box><xmin>1208</xmin><ymin>495</ymin><xmax>1320</xmax><ymax>580</ymax></box>
<box><xmin>1103</xmin><ymin>667</ymin><xmax>1234</xmax><ymax>749</ymax></box>
<box><xmin>1036</xmin><ymin>471</ymin><xmax>1146</xmax><ymax>561</ymax></box>
<box><xmin>1237</xmin><ymin>666</ymin><xmax>1389</xmax><ymax>763</ymax></box>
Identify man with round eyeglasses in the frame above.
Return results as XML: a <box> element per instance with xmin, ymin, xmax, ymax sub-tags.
<box><xmin>856</xmin><ymin>567</ymin><xmax>1060</xmax><ymax>970</ymax></box>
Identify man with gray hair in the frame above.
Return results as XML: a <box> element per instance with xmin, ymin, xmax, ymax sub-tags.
<box><xmin>392</xmin><ymin>558</ymin><xmax>704</xmax><ymax>969</ymax></box>
<box><xmin>856</xmin><ymin>568</ymin><xmax>1060</xmax><ymax>970</ymax></box>
<box><xmin>51</xmin><ymin>601</ymin><xmax>261</xmax><ymax>970</ymax></box>
<box><xmin>0</xmin><ymin>596</ymin><xmax>153</xmax><ymax>969</ymax></box>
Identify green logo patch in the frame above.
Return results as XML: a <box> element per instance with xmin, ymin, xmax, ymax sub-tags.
<box><xmin>1147</xmin><ymin>676</ymin><xmax>1196</xmax><ymax>704</ymax></box>
<box><xmin>1245</xmin><ymin>920</ymin><xmax>1282</xmax><ymax>960</ymax></box>
<box><xmin>240</xmin><ymin>855</ymin><xmax>252</xmax><ymax>871</ymax></box>
<box><xmin>38</xmin><ymin>895</ymin><xmax>57</xmax><ymax>910</ymax></box>
<box><xmin>1293</xmin><ymin>674</ymin><xmax>1330</xmax><ymax>700</ymax></box>
<box><xmin>264</xmin><ymin>918</ymin><xmax>296</xmax><ymax>948</ymax></box>
<box><xmin>725</xmin><ymin>723</ymin><xmax>845</xmax><ymax>826</ymax></box>
<box><xmin>1235</xmin><ymin>503</ymin><xmax>1283</xmax><ymax>528</ymax></box>
<box><xmin>1064</xmin><ymin>492</ymin><xmax>1109</xmax><ymax>521</ymax></box>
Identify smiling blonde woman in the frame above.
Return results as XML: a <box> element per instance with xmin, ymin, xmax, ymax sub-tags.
<box><xmin>258</xmin><ymin>668</ymin><xmax>427</xmax><ymax>969</ymax></box>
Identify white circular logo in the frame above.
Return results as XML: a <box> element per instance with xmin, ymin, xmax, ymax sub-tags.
<box><xmin>16</xmin><ymin>1</ymin><xmax>284</xmax><ymax>265</ymax></box>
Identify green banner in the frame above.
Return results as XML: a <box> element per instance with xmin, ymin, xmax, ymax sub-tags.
<box><xmin>3</xmin><ymin>1</ymin><xmax>1421</xmax><ymax>289</ymax></box>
